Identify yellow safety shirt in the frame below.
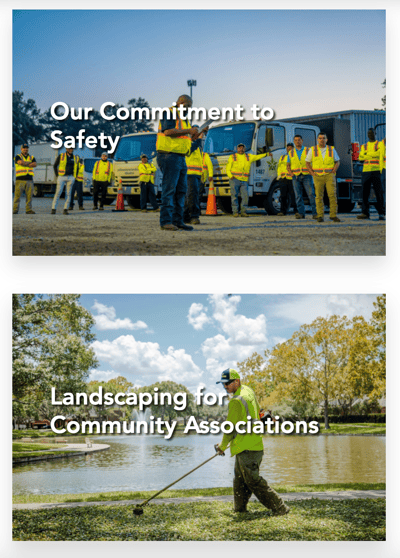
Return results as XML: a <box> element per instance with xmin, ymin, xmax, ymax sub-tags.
<box><xmin>359</xmin><ymin>141</ymin><xmax>381</xmax><ymax>172</ymax></box>
<box><xmin>156</xmin><ymin>108</ymin><xmax>192</xmax><ymax>155</ymax></box>
<box><xmin>15</xmin><ymin>154</ymin><xmax>34</xmax><ymax>179</ymax></box>
<box><xmin>93</xmin><ymin>160</ymin><xmax>113</xmax><ymax>182</ymax></box>
<box><xmin>277</xmin><ymin>154</ymin><xmax>292</xmax><ymax>180</ymax></box>
<box><xmin>138</xmin><ymin>162</ymin><xmax>156</xmax><ymax>183</ymax></box>
<box><xmin>309</xmin><ymin>145</ymin><xmax>336</xmax><ymax>176</ymax></box>
<box><xmin>76</xmin><ymin>162</ymin><xmax>84</xmax><ymax>182</ymax></box>
<box><xmin>288</xmin><ymin>147</ymin><xmax>310</xmax><ymax>175</ymax></box>
<box><xmin>379</xmin><ymin>139</ymin><xmax>386</xmax><ymax>172</ymax></box>
<box><xmin>226</xmin><ymin>152</ymin><xmax>267</xmax><ymax>182</ymax></box>
<box><xmin>186</xmin><ymin>147</ymin><xmax>203</xmax><ymax>176</ymax></box>
<box><xmin>202</xmin><ymin>153</ymin><xmax>213</xmax><ymax>182</ymax></box>
<box><xmin>58</xmin><ymin>153</ymin><xmax>79</xmax><ymax>176</ymax></box>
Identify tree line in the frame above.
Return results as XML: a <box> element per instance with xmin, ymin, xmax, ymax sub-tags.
<box><xmin>237</xmin><ymin>295</ymin><xmax>385</xmax><ymax>428</ymax></box>
<box><xmin>13</xmin><ymin>91</ymin><xmax>153</xmax><ymax>154</ymax></box>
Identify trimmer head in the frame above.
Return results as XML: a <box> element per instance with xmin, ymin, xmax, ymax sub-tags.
<box><xmin>133</xmin><ymin>505</ymin><xmax>144</xmax><ymax>516</ymax></box>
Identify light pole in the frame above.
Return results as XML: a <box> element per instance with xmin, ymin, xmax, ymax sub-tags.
<box><xmin>187</xmin><ymin>80</ymin><xmax>197</xmax><ymax>100</ymax></box>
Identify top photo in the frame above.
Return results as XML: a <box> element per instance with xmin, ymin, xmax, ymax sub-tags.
<box><xmin>12</xmin><ymin>9</ymin><xmax>386</xmax><ymax>256</ymax></box>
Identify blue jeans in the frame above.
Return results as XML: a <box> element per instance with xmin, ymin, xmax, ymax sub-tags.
<box><xmin>229</xmin><ymin>178</ymin><xmax>249</xmax><ymax>214</ymax></box>
<box><xmin>292</xmin><ymin>174</ymin><xmax>317</xmax><ymax>216</ymax></box>
<box><xmin>69</xmin><ymin>179</ymin><xmax>83</xmax><ymax>208</ymax></box>
<box><xmin>184</xmin><ymin>175</ymin><xmax>201</xmax><ymax>221</ymax></box>
<box><xmin>140</xmin><ymin>181</ymin><xmax>159</xmax><ymax>210</ymax></box>
<box><xmin>52</xmin><ymin>175</ymin><xmax>74</xmax><ymax>210</ymax></box>
<box><xmin>157</xmin><ymin>152</ymin><xmax>188</xmax><ymax>226</ymax></box>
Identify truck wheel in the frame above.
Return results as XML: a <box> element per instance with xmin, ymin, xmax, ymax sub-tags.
<box><xmin>338</xmin><ymin>200</ymin><xmax>355</xmax><ymax>213</ymax></box>
<box><xmin>33</xmin><ymin>184</ymin><xmax>42</xmax><ymax>198</ymax></box>
<box><xmin>126</xmin><ymin>195</ymin><xmax>141</xmax><ymax>209</ymax></box>
<box><xmin>264</xmin><ymin>182</ymin><xmax>281</xmax><ymax>215</ymax></box>
<box><xmin>216</xmin><ymin>197</ymin><xmax>232</xmax><ymax>214</ymax></box>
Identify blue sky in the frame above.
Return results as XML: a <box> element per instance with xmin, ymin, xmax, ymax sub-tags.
<box><xmin>13</xmin><ymin>10</ymin><xmax>386</xmax><ymax>123</ymax></box>
<box><xmin>79</xmin><ymin>293</ymin><xmax>380</xmax><ymax>394</ymax></box>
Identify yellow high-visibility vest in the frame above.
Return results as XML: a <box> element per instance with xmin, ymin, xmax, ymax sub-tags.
<box><xmin>359</xmin><ymin>141</ymin><xmax>381</xmax><ymax>172</ymax></box>
<box><xmin>76</xmin><ymin>162</ymin><xmax>84</xmax><ymax>182</ymax></box>
<box><xmin>310</xmin><ymin>145</ymin><xmax>336</xmax><ymax>176</ymax></box>
<box><xmin>156</xmin><ymin>108</ymin><xmax>192</xmax><ymax>155</ymax></box>
<box><xmin>379</xmin><ymin>139</ymin><xmax>386</xmax><ymax>172</ymax></box>
<box><xmin>288</xmin><ymin>147</ymin><xmax>310</xmax><ymax>175</ymax></box>
<box><xmin>226</xmin><ymin>152</ymin><xmax>266</xmax><ymax>182</ymax></box>
<box><xmin>58</xmin><ymin>152</ymin><xmax>79</xmax><ymax>176</ymax></box>
<box><xmin>138</xmin><ymin>162</ymin><xmax>156</xmax><ymax>183</ymax></box>
<box><xmin>93</xmin><ymin>160</ymin><xmax>113</xmax><ymax>181</ymax></box>
<box><xmin>277</xmin><ymin>154</ymin><xmax>292</xmax><ymax>180</ymax></box>
<box><xmin>15</xmin><ymin>154</ymin><xmax>34</xmax><ymax>178</ymax></box>
<box><xmin>186</xmin><ymin>147</ymin><xmax>203</xmax><ymax>176</ymax></box>
<box><xmin>202</xmin><ymin>152</ymin><xmax>213</xmax><ymax>182</ymax></box>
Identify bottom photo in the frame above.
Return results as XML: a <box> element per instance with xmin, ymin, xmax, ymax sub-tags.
<box><xmin>12</xmin><ymin>293</ymin><xmax>386</xmax><ymax>542</ymax></box>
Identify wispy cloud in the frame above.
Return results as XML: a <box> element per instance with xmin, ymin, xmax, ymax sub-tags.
<box><xmin>92</xmin><ymin>300</ymin><xmax>149</xmax><ymax>331</ymax></box>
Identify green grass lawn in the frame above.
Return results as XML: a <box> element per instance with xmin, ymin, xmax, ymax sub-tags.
<box><xmin>318</xmin><ymin>423</ymin><xmax>386</xmax><ymax>435</ymax></box>
<box><xmin>12</xmin><ymin>482</ymin><xmax>385</xmax><ymax>505</ymax></box>
<box><xmin>12</xmin><ymin>441</ymin><xmax>75</xmax><ymax>460</ymax></box>
<box><xmin>12</xmin><ymin>498</ymin><xmax>385</xmax><ymax>541</ymax></box>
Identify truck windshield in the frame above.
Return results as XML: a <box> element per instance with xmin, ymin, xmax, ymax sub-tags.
<box><xmin>203</xmin><ymin>123</ymin><xmax>255</xmax><ymax>155</ymax></box>
<box><xmin>114</xmin><ymin>134</ymin><xmax>157</xmax><ymax>161</ymax></box>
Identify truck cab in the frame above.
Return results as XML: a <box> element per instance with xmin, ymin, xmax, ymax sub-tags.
<box><xmin>203</xmin><ymin>120</ymin><xmax>319</xmax><ymax>214</ymax></box>
<box><xmin>111</xmin><ymin>131</ymin><xmax>160</xmax><ymax>209</ymax></box>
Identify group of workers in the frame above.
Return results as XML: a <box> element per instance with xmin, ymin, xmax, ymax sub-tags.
<box><xmin>13</xmin><ymin>95</ymin><xmax>386</xmax><ymax>225</ymax></box>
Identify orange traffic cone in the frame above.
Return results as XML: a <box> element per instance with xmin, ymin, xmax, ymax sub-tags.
<box><xmin>206</xmin><ymin>181</ymin><xmax>218</xmax><ymax>215</ymax></box>
<box><xmin>112</xmin><ymin>179</ymin><xmax>127</xmax><ymax>212</ymax></box>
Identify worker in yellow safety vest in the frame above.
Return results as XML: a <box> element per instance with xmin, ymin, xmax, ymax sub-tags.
<box><xmin>305</xmin><ymin>133</ymin><xmax>341</xmax><ymax>222</ymax></box>
<box><xmin>226</xmin><ymin>143</ymin><xmax>268</xmax><ymax>217</ymax></box>
<box><xmin>156</xmin><ymin>94</ymin><xmax>200</xmax><ymax>231</ymax></box>
<box><xmin>138</xmin><ymin>154</ymin><xmax>159</xmax><ymax>212</ymax></box>
<box><xmin>13</xmin><ymin>143</ymin><xmax>37</xmax><ymax>214</ymax></box>
<box><xmin>276</xmin><ymin>143</ymin><xmax>297</xmax><ymax>216</ymax></box>
<box><xmin>286</xmin><ymin>134</ymin><xmax>317</xmax><ymax>219</ymax></box>
<box><xmin>92</xmin><ymin>152</ymin><xmax>113</xmax><ymax>210</ymax></box>
<box><xmin>215</xmin><ymin>368</ymin><xmax>290</xmax><ymax>515</ymax></box>
<box><xmin>357</xmin><ymin>128</ymin><xmax>385</xmax><ymax>220</ymax></box>
<box><xmin>183</xmin><ymin>125</ymin><xmax>206</xmax><ymax>225</ymax></box>
<box><xmin>69</xmin><ymin>158</ymin><xmax>85</xmax><ymax>211</ymax></box>
<box><xmin>52</xmin><ymin>147</ymin><xmax>79</xmax><ymax>215</ymax></box>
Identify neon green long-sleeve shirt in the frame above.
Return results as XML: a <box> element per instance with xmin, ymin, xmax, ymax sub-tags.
<box><xmin>219</xmin><ymin>384</ymin><xmax>264</xmax><ymax>456</ymax></box>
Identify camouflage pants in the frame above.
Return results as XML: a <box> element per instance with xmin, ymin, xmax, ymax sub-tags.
<box><xmin>233</xmin><ymin>450</ymin><xmax>287</xmax><ymax>512</ymax></box>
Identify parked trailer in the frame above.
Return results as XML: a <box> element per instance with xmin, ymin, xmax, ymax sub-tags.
<box><xmin>110</xmin><ymin>131</ymin><xmax>160</xmax><ymax>209</ymax></box>
<box><xmin>13</xmin><ymin>143</ymin><xmax>96</xmax><ymax>197</ymax></box>
<box><xmin>280</xmin><ymin>110</ymin><xmax>386</xmax><ymax>211</ymax></box>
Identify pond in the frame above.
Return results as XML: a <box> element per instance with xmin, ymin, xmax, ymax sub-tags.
<box><xmin>13</xmin><ymin>433</ymin><xmax>386</xmax><ymax>496</ymax></box>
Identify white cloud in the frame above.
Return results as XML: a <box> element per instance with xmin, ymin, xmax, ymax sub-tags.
<box><xmin>187</xmin><ymin>302</ymin><xmax>213</xmax><ymax>330</ymax></box>
<box><xmin>92</xmin><ymin>300</ymin><xmax>149</xmax><ymax>331</ymax></box>
<box><xmin>88</xmin><ymin>369</ymin><xmax>120</xmax><ymax>382</ymax></box>
<box><xmin>200</xmin><ymin>295</ymin><xmax>269</xmax><ymax>383</ymax></box>
<box><xmin>91</xmin><ymin>335</ymin><xmax>203</xmax><ymax>389</ymax></box>
<box><xmin>273</xmin><ymin>294</ymin><xmax>378</xmax><ymax>325</ymax></box>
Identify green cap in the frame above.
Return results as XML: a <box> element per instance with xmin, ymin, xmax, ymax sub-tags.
<box><xmin>216</xmin><ymin>368</ymin><xmax>240</xmax><ymax>384</ymax></box>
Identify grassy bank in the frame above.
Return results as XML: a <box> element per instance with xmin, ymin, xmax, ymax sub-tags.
<box><xmin>318</xmin><ymin>423</ymin><xmax>386</xmax><ymax>435</ymax></box>
<box><xmin>12</xmin><ymin>498</ymin><xmax>385</xmax><ymax>541</ymax></box>
<box><xmin>13</xmin><ymin>482</ymin><xmax>385</xmax><ymax>505</ymax></box>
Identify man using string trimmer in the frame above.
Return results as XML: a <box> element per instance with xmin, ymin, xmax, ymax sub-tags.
<box><xmin>215</xmin><ymin>368</ymin><xmax>290</xmax><ymax>516</ymax></box>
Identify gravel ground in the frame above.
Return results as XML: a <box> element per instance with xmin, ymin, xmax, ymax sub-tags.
<box><xmin>13</xmin><ymin>197</ymin><xmax>386</xmax><ymax>256</ymax></box>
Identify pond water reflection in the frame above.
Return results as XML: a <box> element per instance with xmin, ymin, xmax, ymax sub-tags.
<box><xmin>13</xmin><ymin>433</ymin><xmax>385</xmax><ymax>496</ymax></box>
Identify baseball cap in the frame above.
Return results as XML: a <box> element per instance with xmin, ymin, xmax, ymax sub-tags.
<box><xmin>287</xmin><ymin>142</ymin><xmax>294</xmax><ymax>148</ymax></box>
<box><xmin>21</xmin><ymin>143</ymin><xmax>29</xmax><ymax>148</ymax></box>
<box><xmin>237</xmin><ymin>143</ymin><xmax>245</xmax><ymax>148</ymax></box>
<box><xmin>141</xmin><ymin>154</ymin><xmax>148</xmax><ymax>159</ymax></box>
<box><xmin>216</xmin><ymin>368</ymin><xmax>240</xmax><ymax>384</ymax></box>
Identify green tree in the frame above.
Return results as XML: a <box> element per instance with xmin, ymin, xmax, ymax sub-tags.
<box><xmin>13</xmin><ymin>91</ymin><xmax>44</xmax><ymax>149</ymax></box>
<box><xmin>13</xmin><ymin>295</ymin><xmax>98</xmax><ymax>408</ymax></box>
<box><xmin>237</xmin><ymin>351</ymin><xmax>274</xmax><ymax>408</ymax></box>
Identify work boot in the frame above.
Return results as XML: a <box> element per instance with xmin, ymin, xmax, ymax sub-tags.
<box><xmin>277</xmin><ymin>212</ymin><xmax>284</xmax><ymax>216</ymax></box>
<box><xmin>51</xmin><ymin>209</ymin><xmax>56</xmax><ymax>215</ymax></box>
<box><xmin>79</xmin><ymin>206</ymin><xmax>85</xmax><ymax>210</ymax></box>
<box><xmin>154</xmin><ymin>207</ymin><xmax>161</xmax><ymax>212</ymax></box>
<box><xmin>175</xmin><ymin>223</ymin><xmax>194</xmax><ymax>231</ymax></box>
<box><xmin>330</xmin><ymin>216</ymin><xmax>341</xmax><ymax>222</ymax></box>
<box><xmin>141</xmin><ymin>209</ymin><xmax>148</xmax><ymax>213</ymax></box>
<box><xmin>233</xmin><ymin>213</ymin><xmax>239</xmax><ymax>217</ymax></box>
<box><xmin>190</xmin><ymin>218</ymin><xmax>200</xmax><ymax>225</ymax></box>
<box><xmin>26</xmin><ymin>210</ymin><xmax>35</xmax><ymax>214</ymax></box>
<box><xmin>63</xmin><ymin>209</ymin><xmax>69</xmax><ymax>215</ymax></box>
<box><xmin>357</xmin><ymin>214</ymin><xmax>369</xmax><ymax>219</ymax></box>
<box><xmin>241</xmin><ymin>212</ymin><xmax>249</xmax><ymax>218</ymax></box>
<box><xmin>273</xmin><ymin>504</ymin><xmax>290</xmax><ymax>516</ymax></box>
<box><xmin>312</xmin><ymin>214</ymin><xmax>318</xmax><ymax>219</ymax></box>
<box><xmin>13</xmin><ymin>211</ymin><xmax>18</xmax><ymax>214</ymax></box>
<box><xmin>69</xmin><ymin>206</ymin><xmax>74</xmax><ymax>211</ymax></box>
<box><xmin>379</xmin><ymin>214</ymin><xmax>386</xmax><ymax>221</ymax></box>
<box><xmin>160</xmin><ymin>224</ymin><xmax>178</xmax><ymax>231</ymax></box>
<box><xmin>317</xmin><ymin>217</ymin><xmax>324</xmax><ymax>222</ymax></box>
<box><xmin>295</xmin><ymin>214</ymin><xmax>305</xmax><ymax>219</ymax></box>
<box><xmin>93</xmin><ymin>206</ymin><xmax>98</xmax><ymax>210</ymax></box>
<box><xmin>99</xmin><ymin>206</ymin><xmax>104</xmax><ymax>211</ymax></box>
